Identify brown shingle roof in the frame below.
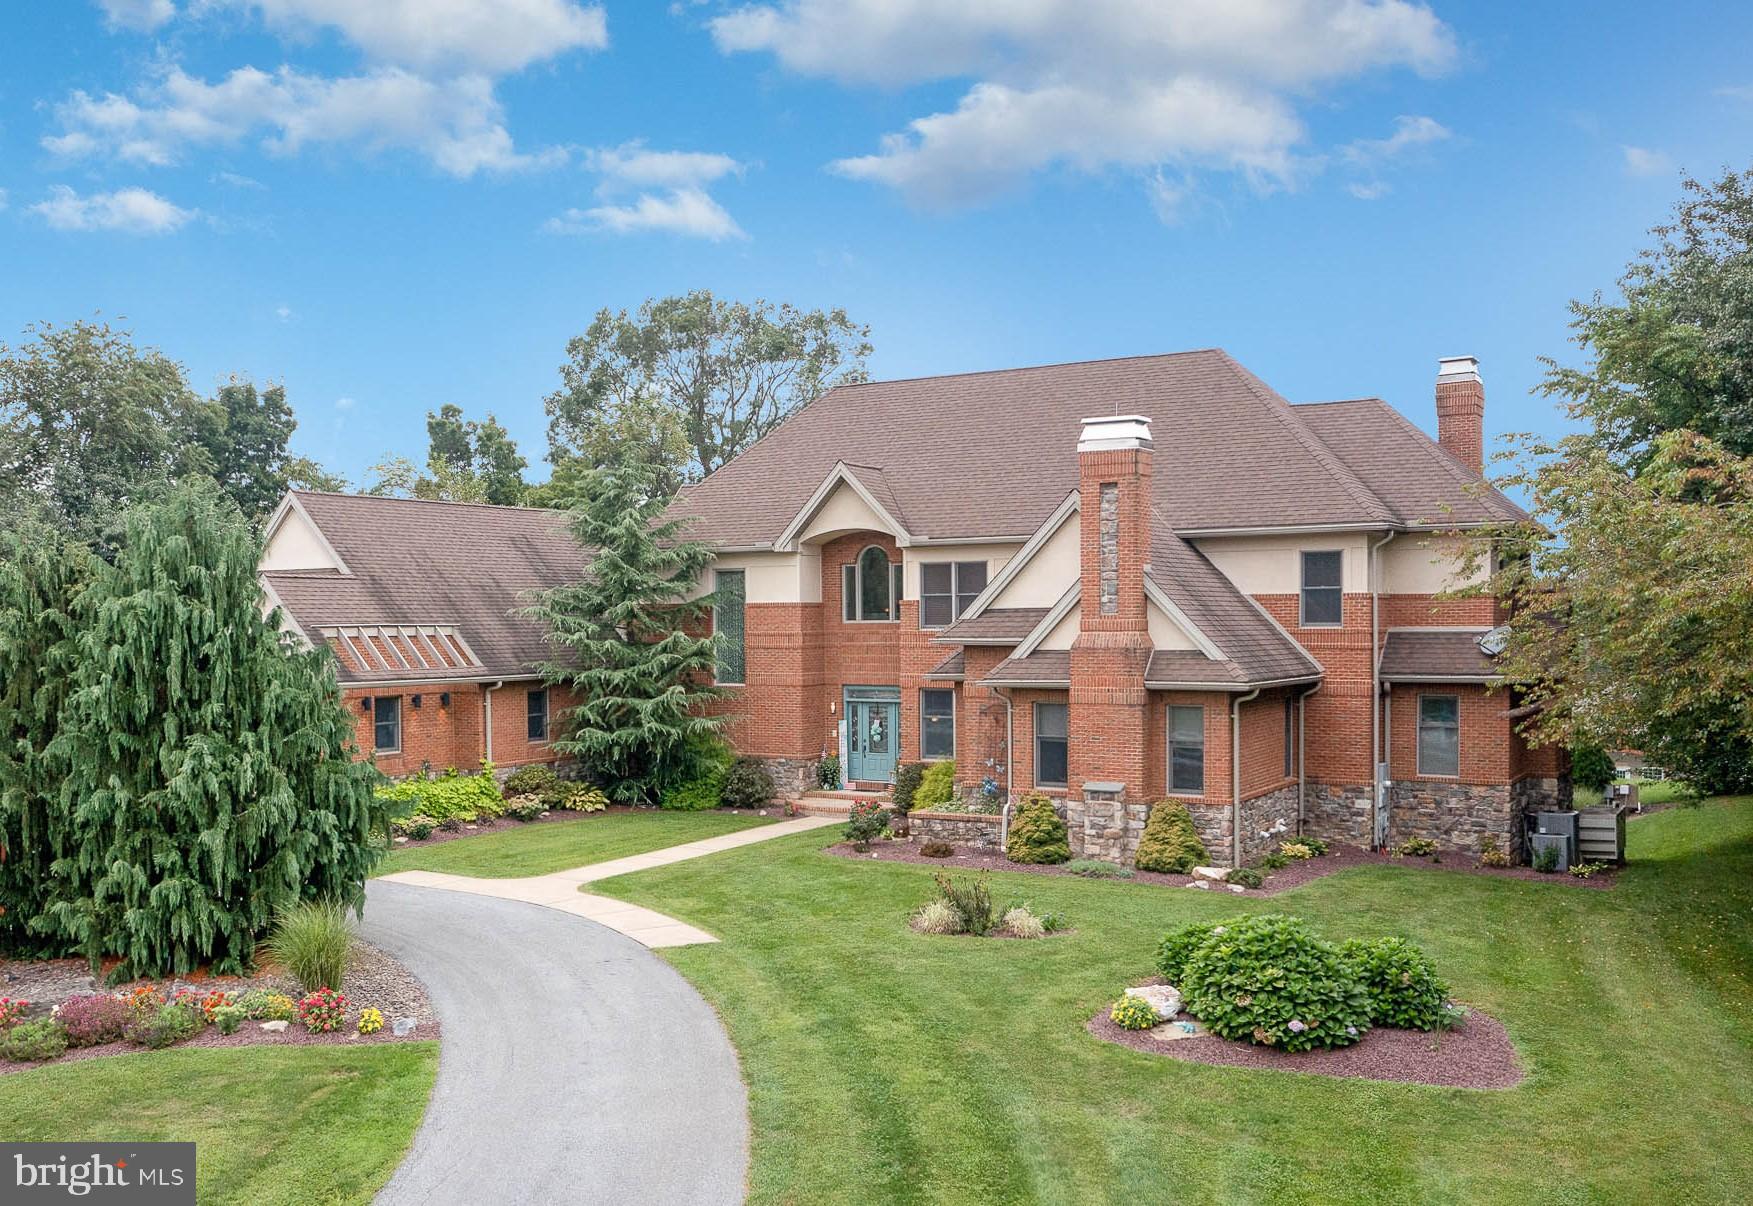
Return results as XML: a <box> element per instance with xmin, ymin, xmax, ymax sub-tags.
<box><xmin>923</xmin><ymin>652</ymin><xmax>965</xmax><ymax>681</ymax></box>
<box><xmin>935</xmin><ymin>608</ymin><xmax>1050</xmax><ymax>644</ymax></box>
<box><xmin>979</xmin><ymin>650</ymin><xmax>1070</xmax><ymax>686</ymax></box>
<box><xmin>263</xmin><ymin>492</ymin><xmax>587</xmax><ymax>683</ymax></box>
<box><xmin>1379</xmin><ymin>628</ymin><xmax>1499</xmax><ymax>681</ymax></box>
<box><xmin>670</xmin><ymin>350</ymin><xmax>1420</xmax><ymax>547</ymax></box>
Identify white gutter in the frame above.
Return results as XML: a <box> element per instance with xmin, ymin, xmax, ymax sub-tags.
<box><xmin>1368</xmin><ymin>530</ymin><xmax>1398</xmax><ymax>850</ymax></box>
<box><xmin>1296</xmin><ymin>680</ymin><xmax>1323</xmax><ymax>836</ymax></box>
<box><xmin>482</xmin><ymin>680</ymin><xmax>504</xmax><ymax>763</ymax></box>
<box><xmin>1230</xmin><ymin>686</ymin><xmax>1262</xmax><ymax>868</ymax></box>
<box><xmin>998</xmin><ymin>688</ymin><xmax>1016</xmax><ymax>849</ymax></box>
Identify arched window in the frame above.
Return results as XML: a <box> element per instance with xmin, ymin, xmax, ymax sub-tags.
<box><xmin>843</xmin><ymin>544</ymin><xmax>901</xmax><ymax>621</ymax></box>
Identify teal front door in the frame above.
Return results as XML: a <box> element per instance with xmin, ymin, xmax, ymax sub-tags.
<box><xmin>846</xmin><ymin>688</ymin><xmax>901</xmax><ymax>783</ymax></box>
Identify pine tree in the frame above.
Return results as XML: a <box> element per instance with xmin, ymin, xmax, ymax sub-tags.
<box><xmin>1005</xmin><ymin>792</ymin><xmax>1071</xmax><ymax>864</ymax></box>
<box><xmin>524</xmin><ymin>465</ymin><xmax>723</xmax><ymax>803</ymax></box>
<box><xmin>4</xmin><ymin>482</ymin><xmax>387</xmax><ymax>977</ymax></box>
<box><xmin>1134</xmin><ymin>800</ymin><xmax>1208</xmax><ymax>874</ymax></box>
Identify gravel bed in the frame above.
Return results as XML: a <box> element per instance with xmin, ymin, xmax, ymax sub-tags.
<box><xmin>1088</xmin><ymin>1006</ymin><xmax>1523</xmax><ymax>1088</ymax></box>
<box><xmin>826</xmin><ymin>838</ymin><xmax>1616</xmax><ymax>893</ymax></box>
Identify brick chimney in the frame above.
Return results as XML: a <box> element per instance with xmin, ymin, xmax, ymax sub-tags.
<box><xmin>1067</xmin><ymin>416</ymin><xmax>1153</xmax><ymax>801</ymax></box>
<box><xmin>1435</xmin><ymin>356</ymin><xmax>1484</xmax><ymax>474</ymax></box>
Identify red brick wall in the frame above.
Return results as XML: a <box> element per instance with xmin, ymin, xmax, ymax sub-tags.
<box><xmin>345</xmin><ymin>681</ymin><xmax>575</xmax><ymax>776</ymax></box>
<box><xmin>1239</xmin><ymin>688</ymin><xmax>1298</xmax><ymax>801</ymax></box>
<box><xmin>1254</xmin><ymin>593</ymin><xmax>1374</xmax><ymax>786</ymax></box>
<box><xmin>1381</xmin><ymin>593</ymin><xmax>1500</xmax><ymax>628</ymax></box>
<box><xmin>1386</xmin><ymin>684</ymin><xmax>1511</xmax><ymax>784</ymax></box>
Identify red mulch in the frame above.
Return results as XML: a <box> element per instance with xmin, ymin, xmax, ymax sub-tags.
<box><xmin>825</xmin><ymin>838</ymin><xmax>1616</xmax><ymax>893</ymax></box>
<box><xmin>0</xmin><ymin>1021</ymin><xmax>429</xmax><ymax>1076</ymax></box>
<box><xmin>1088</xmin><ymin>1006</ymin><xmax>1523</xmax><ymax>1089</ymax></box>
<box><xmin>392</xmin><ymin>804</ymin><xmax>771</xmax><ymax>849</ymax></box>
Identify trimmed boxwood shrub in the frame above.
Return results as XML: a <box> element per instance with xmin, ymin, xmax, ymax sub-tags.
<box><xmin>891</xmin><ymin>762</ymin><xmax>926</xmax><ymax>813</ymax></box>
<box><xmin>1155</xmin><ymin>920</ymin><xmax>1227</xmax><ymax>983</ymax></box>
<box><xmin>1180</xmin><ymin>914</ymin><xmax>1371</xmax><ymax>1052</ymax></box>
<box><xmin>1005</xmin><ymin>793</ymin><xmax>1070</xmax><ymax>864</ymax></box>
<box><xmin>1340</xmin><ymin>936</ymin><xmax>1451</xmax><ymax>1031</ymax></box>
<box><xmin>915</xmin><ymin>760</ymin><xmax>956</xmax><ymax>809</ymax></box>
<box><xmin>721</xmin><ymin>758</ymin><xmax>775</xmax><ymax>809</ymax></box>
<box><xmin>1134</xmin><ymin>800</ymin><xmax>1207</xmax><ymax>874</ymax></box>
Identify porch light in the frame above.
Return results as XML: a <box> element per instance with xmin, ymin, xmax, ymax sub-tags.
<box><xmin>412</xmin><ymin>694</ymin><xmax>423</xmax><ymax>709</ymax></box>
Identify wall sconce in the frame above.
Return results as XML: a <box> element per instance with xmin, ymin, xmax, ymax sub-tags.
<box><xmin>411</xmin><ymin>694</ymin><xmax>423</xmax><ymax>710</ymax></box>
<box><xmin>439</xmin><ymin>692</ymin><xmax>451</xmax><ymax>709</ymax></box>
<box><xmin>360</xmin><ymin>698</ymin><xmax>373</xmax><ymax>713</ymax></box>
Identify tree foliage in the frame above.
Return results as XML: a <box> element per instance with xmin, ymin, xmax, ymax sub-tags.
<box><xmin>523</xmin><ymin>465</ymin><xmax>724</xmax><ymax>803</ymax></box>
<box><xmin>545</xmin><ymin>291</ymin><xmax>870</xmax><ymax>496</ymax></box>
<box><xmin>0</xmin><ymin>483</ymin><xmax>387</xmax><ymax>977</ymax></box>
<box><xmin>368</xmin><ymin>404</ymin><xmax>527</xmax><ymax>505</ymax></box>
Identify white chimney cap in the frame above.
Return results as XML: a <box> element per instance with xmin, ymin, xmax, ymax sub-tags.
<box><xmin>1437</xmin><ymin>355</ymin><xmax>1481</xmax><ymax>383</ymax></box>
<box><xmin>1077</xmin><ymin>414</ymin><xmax>1153</xmax><ymax>453</ymax></box>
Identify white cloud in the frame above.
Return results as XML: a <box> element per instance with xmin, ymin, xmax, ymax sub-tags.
<box><xmin>97</xmin><ymin>0</ymin><xmax>176</xmax><ymax>31</ymax></box>
<box><xmin>710</xmin><ymin>0</ymin><xmax>1456</xmax><ymax>207</ymax></box>
<box><xmin>1622</xmin><ymin>145</ymin><xmax>1673</xmax><ymax>178</ymax></box>
<box><xmin>1342</xmin><ymin>114</ymin><xmax>1450</xmax><ymax>164</ymax></box>
<box><xmin>334</xmin><ymin>395</ymin><xmax>356</xmax><ymax>410</ymax></box>
<box><xmin>1715</xmin><ymin>84</ymin><xmax>1753</xmax><ymax>102</ymax></box>
<box><xmin>0</xmin><ymin>188</ymin><xmax>8</xmax><ymax>212</ymax></box>
<box><xmin>30</xmin><ymin>185</ymin><xmax>195</xmax><ymax>233</ymax></box>
<box><xmin>44</xmin><ymin>66</ymin><xmax>562</xmax><ymax>177</ymax></box>
<box><xmin>235</xmin><ymin>1</ymin><xmax>607</xmax><ymax>73</ymax></box>
<box><xmin>584</xmin><ymin>141</ymin><xmax>742</xmax><ymax>191</ymax></box>
<box><xmin>547</xmin><ymin>187</ymin><xmax>746</xmax><ymax>240</ymax></box>
<box><xmin>213</xmin><ymin>170</ymin><xmax>266</xmax><ymax>189</ymax></box>
<box><xmin>275</xmin><ymin>304</ymin><xmax>293</xmax><ymax>320</ymax></box>
<box><xmin>1347</xmin><ymin>180</ymin><xmax>1389</xmax><ymax>200</ymax></box>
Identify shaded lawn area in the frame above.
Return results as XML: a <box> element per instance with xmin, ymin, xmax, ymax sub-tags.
<box><xmin>374</xmin><ymin>809</ymin><xmax>777</xmax><ymax>878</ymax></box>
<box><xmin>0</xmin><ymin>1042</ymin><xmax>437</xmax><ymax>1205</ymax></box>
<box><xmin>593</xmin><ymin>798</ymin><xmax>1753</xmax><ymax>1204</ymax></box>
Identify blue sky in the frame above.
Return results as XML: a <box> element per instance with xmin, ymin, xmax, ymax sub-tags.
<box><xmin>3</xmin><ymin>1</ymin><xmax>1750</xmax><ymax>488</ymax></box>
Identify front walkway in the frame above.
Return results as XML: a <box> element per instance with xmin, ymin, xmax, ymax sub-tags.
<box><xmin>379</xmin><ymin>814</ymin><xmax>837</xmax><ymax>947</ymax></box>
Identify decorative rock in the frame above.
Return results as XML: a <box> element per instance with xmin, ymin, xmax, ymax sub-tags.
<box><xmin>1228</xmin><ymin>884</ymin><xmax>1247</xmax><ymax>893</ymax></box>
<box><xmin>393</xmin><ymin>835</ymin><xmax>410</xmax><ymax>844</ymax></box>
<box><xmin>392</xmin><ymin>1016</ymin><xmax>417</xmax><ymax>1037</ymax></box>
<box><xmin>1192</xmin><ymin>866</ymin><xmax>1228</xmax><ymax>881</ymax></box>
<box><xmin>1124</xmin><ymin>984</ymin><xmax>1182</xmax><ymax>1020</ymax></box>
<box><xmin>1185</xmin><ymin>880</ymin><xmax>1211</xmax><ymax>890</ymax></box>
<box><xmin>1152</xmin><ymin>1018</ymin><xmax>1204</xmax><ymax>1042</ymax></box>
<box><xmin>464</xmin><ymin>823</ymin><xmax>479</xmax><ymax>830</ymax></box>
<box><xmin>260</xmin><ymin>1020</ymin><xmax>289</xmax><ymax>1032</ymax></box>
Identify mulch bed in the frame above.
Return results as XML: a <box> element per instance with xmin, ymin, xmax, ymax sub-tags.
<box><xmin>1088</xmin><ymin>1005</ymin><xmax>1524</xmax><ymax>1089</ymax></box>
<box><xmin>826</xmin><ymin>838</ymin><xmax>1616</xmax><ymax>893</ymax></box>
<box><xmin>390</xmin><ymin>804</ymin><xmax>773</xmax><ymax>850</ymax></box>
<box><xmin>0</xmin><ymin>939</ymin><xmax>438</xmax><ymax>1076</ymax></box>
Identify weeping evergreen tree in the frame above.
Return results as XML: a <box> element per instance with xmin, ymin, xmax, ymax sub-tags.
<box><xmin>0</xmin><ymin>482</ymin><xmax>386</xmax><ymax>978</ymax></box>
<box><xmin>525</xmin><ymin>464</ymin><xmax>724</xmax><ymax>803</ymax></box>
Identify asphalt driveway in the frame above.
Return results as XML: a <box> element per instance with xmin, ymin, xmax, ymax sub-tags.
<box><xmin>361</xmin><ymin>879</ymin><xmax>748</xmax><ymax>1204</ymax></box>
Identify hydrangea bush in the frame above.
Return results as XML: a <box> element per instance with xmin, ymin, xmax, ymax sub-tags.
<box><xmin>1179</xmin><ymin>914</ymin><xmax>1372</xmax><ymax>1052</ymax></box>
<box><xmin>1340</xmin><ymin>936</ymin><xmax>1452</xmax><ymax>1031</ymax></box>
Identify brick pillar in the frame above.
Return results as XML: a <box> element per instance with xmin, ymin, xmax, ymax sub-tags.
<box><xmin>1068</xmin><ymin>416</ymin><xmax>1154</xmax><ymax>801</ymax></box>
<box><xmin>1435</xmin><ymin>356</ymin><xmax>1484</xmax><ymax>474</ymax></box>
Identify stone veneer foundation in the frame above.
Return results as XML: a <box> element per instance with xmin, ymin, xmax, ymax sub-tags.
<box><xmin>755</xmin><ymin>756</ymin><xmax>819</xmax><ymax>799</ymax></box>
<box><xmin>909</xmin><ymin>810</ymin><xmax>1003</xmax><ymax>848</ymax></box>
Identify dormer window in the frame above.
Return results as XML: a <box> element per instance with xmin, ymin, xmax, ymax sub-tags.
<box><xmin>843</xmin><ymin>545</ymin><xmax>901</xmax><ymax>622</ymax></box>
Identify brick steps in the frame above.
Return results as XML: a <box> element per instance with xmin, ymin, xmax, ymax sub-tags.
<box><xmin>788</xmin><ymin>789</ymin><xmax>890</xmax><ymax>817</ymax></box>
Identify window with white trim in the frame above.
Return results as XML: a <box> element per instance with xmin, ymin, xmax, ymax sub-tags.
<box><xmin>1168</xmin><ymin>705</ymin><xmax>1204</xmax><ymax>794</ymax></box>
<box><xmin>713</xmin><ymin>569</ymin><xmax>746</xmax><ymax>684</ymax></box>
<box><xmin>842</xmin><ymin>546</ymin><xmax>901</xmax><ymax>621</ymax></box>
<box><xmin>527</xmin><ymin>688</ymin><xmax>549</xmax><ymax>743</ymax></box>
<box><xmin>373</xmin><ymin>696</ymin><xmax>401</xmax><ymax>754</ymax></box>
<box><xmin>920</xmin><ymin>689</ymin><xmax>956</xmax><ymax>758</ymax></box>
<box><xmin>1300</xmin><ymin>550</ymin><xmax>1343</xmax><ymax>627</ymax></box>
<box><xmin>1417</xmin><ymin>694</ymin><xmax>1460</xmax><ymax>777</ymax></box>
<box><xmin>919</xmin><ymin>561</ymin><xmax>988</xmax><ymax>628</ymax></box>
<box><xmin>1035</xmin><ymin>702</ymin><xmax>1068</xmax><ymax>787</ymax></box>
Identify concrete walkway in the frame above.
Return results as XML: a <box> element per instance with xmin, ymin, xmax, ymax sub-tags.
<box><xmin>380</xmin><ymin>814</ymin><xmax>837</xmax><ymax>948</ymax></box>
<box><xmin>361</xmin><ymin>881</ymin><xmax>748</xmax><ymax>1205</ymax></box>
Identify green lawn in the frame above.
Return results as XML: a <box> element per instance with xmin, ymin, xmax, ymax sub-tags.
<box><xmin>374</xmin><ymin>808</ymin><xmax>777</xmax><ymax>878</ymax></box>
<box><xmin>0</xmin><ymin>1042</ymin><xmax>437</xmax><ymax>1205</ymax></box>
<box><xmin>592</xmin><ymin>798</ymin><xmax>1753</xmax><ymax>1204</ymax></box>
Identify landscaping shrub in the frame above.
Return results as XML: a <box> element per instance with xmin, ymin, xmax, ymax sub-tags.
<box><xmin>1570</xmin><ymin>860</ymin><xmax>1611</xmax><ymax>878</ymax></box>
<box><xmin>55</xmin><ymin>993</ymin><xmax>130</xmax><ymax>1046</ymax></box>
<box><xmin>1396</xmin><ymin>837</ymin><xmax>1438</xmax><ymax>858</ymax></box>
<box><xmin>1039</xmin><ymin>910</ymin><xmax>1068</xmax><ymax>934</ymax></box>
<box><xmin>1340</xmin><ymin>936</ymin><xmax>1451</xmax><ymax>1031</ymax></box>
<box><xmin>1259</xmin><ymin>851</ymin><xmax>1290</xmax><ymax>871</ymax></box>
<box><xmin>662</xmin><ymin>738</ymin><xmax>733</xmax><ymax>811</ymax></box>
<box><xmin>212</xmin><ymin>1004</ymin><xmax>247</xmax><ymax>1035</ymax></box>
<box><xmin>1154</xmin><ymin>920</ymin><xmax>1228</xmax><ymax>983</ymax></box>
<box><xmin>844</xmin><ymin>800</ymin><xmax>889</xmax><ymax>851</ymax></box>
<box><xmin>396</xmin><ymin>814</ymin><xmax>437</xmax><ymax>841</ymax></box>
<box><xmin>1226</xmin><ymin>867</ymin><xmax>1264</xmax><ymax>889</ymax></box>
<box><xmin>1477</xmin><ymin>834</ymin><xmax>1510</xmax><ymax>868</ymax></box>
<box><xmin>266</xmin><ymin>900</ymin><xmax>354</xmax><ymax>994</ymax></box>
<box><xmin>1299</xmin><ymin>836</ymin><xmax>1330</xmax><ymax>856</ymax></box>
<box><xmin>502</xmin><ymin>764</ymin><xmax>562</xmax><ymax>803</ymax></box>
<box><xmin>815</xmin><ymin>754</ymin><xmax>841</xmax><ymax>789</ymax></box>
<box><xmin>1571</xmin><ymin>744</ymin><xmax>1617</xmax><ymax>795</ymax></box>
<box><xmin>1000</xmin><ymin>906</ymin><xmax>1046</xmax><ymax>939</ymax></box>
<box><xmin>1533</xmin><ymin>844</ymin><xmax>1561</xmax><ymax>872</ymax></box>
<box><xmin>910</xmin><ymin>899</ymin><xmax>962</xmax><ymax>935</ymax></box>
<box><xmin>125</xmin><ymin>1002</ymin><xmax>200</xmax><ymax>1049</ymax></box>
<box><xmin>721</xmin><ymin>758</ymin><xmax>775</xmax><ymax>809</ymax></box>
<box><xmin>891</xmin><ymin>762</ymin><xmax>926</xmax><ymax>813</ymax></box>
<box><xmin>1110</xmin><ymin>995</ymin><xmax>1159</xmax><ymax>1031</ymax></box>
<box><xmin>377</xmin><ymin>766</ymin><xmax>505</xmax><ymax>825</ymax></box>
<box><xmin>933</xmin><ymin>872</ymin><xmax>995</xmax><ymax>936</ymax></box>
<box><xmin>0</xmin><ymin>997</ymin><xmax>27</xmax><ymax>1028</ymax></box>
<box><xmin>298</xmin><ymin>987</ymin><xmax>349</xmax><ymax>1034</ymax></box>
<box><xmin>504</xmin><ymin>795</ymin><xmax>547</xmax><ymax>822</ymax></box>
<box><xmin>1134</xmin><ymin>801</ymin><xmax>1207</xmax><ymax>874</ymax></box>
<box><xmin>557</xmin><ymin>783</ymin><xmax>610</xmax><ymax>812</ymax></box>
<box><xmin>1181</xmin><ymin>914</ymin><xmax>1371</xmax><ymax>1052</ymax></box>
<box><xmin>1280</xmin><ymin>841</ymin><xmax>1315</xmax><ymax>860</ymax></box>
<box><xmin>3</xmin><ymin>1017</ymin><xmax>69</xmax><ymax>1062</ymax></box>
<box><xmin>1065</xmin><ymin>859</ymin><xmax>1133</xmax><ymax>879</ymax></box>
<box><xmin>915</xmin><ymin>760</ymin><xmax>956</xmax><ymax>809</ymax></box>
<box><xmin>195</xmin><ymin>989</ymin><xmax>236</xmax><ymax>1024</ymax></box>
<box><xmin>919</xmin><ymin>840</ymin><xmax>955</xmax><ymax>858</ymax></box>
<box><xmin>1005</xmin><ymin>793</ymin><xmax>1070</xmax><ymax>864</ymax></box>
<box><xmin>357</xmin><ymin>1007</ymin><xmax>385</xmax><ymax>1035</ymax></box>
<box><xmin>238</xmin><ymin>990</ymin><xmax>296</xmax><ymax>1022</ymax></box>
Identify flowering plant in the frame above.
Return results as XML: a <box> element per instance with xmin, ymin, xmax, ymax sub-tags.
<box><xmin>0</xmin><ymin>997</ymin><xmax>29</xmax><ymax>1028</ymax></box>
<box><xmin>843</xmin><ymin>799</ymin><xmax>890</xmax><ymax>851</ymax></box>
<box><xmin>357</xmin><ymin>1007</ymin><xmax>384</xmax><ymax>1035</ymax></box>
<box><xmin>1110</xmin><ymin>995</ymin><xmax>1159</xmax><ymax>1031</ymax></box>
<box><xmin>124</xmin><ymin>986</ymin><xmax>165</xmax><ymax>1015</ymax></box>
<box><xmin>197</xmin><ymin>990</ymin><xmax>237</xmax><ymax>1024</ymax></box>
<box><xmin>298</xmin><ymin>987</ymin><xmax>349</xmax><ymax>1034</ymax></box>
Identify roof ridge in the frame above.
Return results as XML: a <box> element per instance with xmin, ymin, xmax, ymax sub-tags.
<box><xmin>292</xmin><ymin>489</ymin><xmax>567</xmax><ymax>517</ymax></box>
<box><xmin>1213</xmin><ymin>352</ymin><xmax>1396</xmax><ymax>526</ymax></box>
<box><xmin>833</xmin><ymin>348</ymin><xmax>1227</xmax><ymax>392</ymax></box>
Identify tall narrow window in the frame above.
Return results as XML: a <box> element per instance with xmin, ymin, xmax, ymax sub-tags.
<box><xmin>1168</xmin><ymin>705</ymin><xmax>1205</xmax><ymax>794</ymax></box>
<box><xmin>919</xmin><ymin>561</ymin><xmax>989</xmax><ymax>628</ymax></box>
<box><xmin>920</xmin><ymin>689</ymin><xmax>956</xmax><ymax>758</ymax></box>
<box><xmin>373</xmin><ymin>696</ymin><xmax>401</xmax><ymax>754</ymax></box>
<box><xmin>1300</xmin><ymin>550</ymin><xmax>1343</xmax><ymax>627</ymax></box>
<box><xmin>844</xmin><ymin>546</ymin><xmax>899</xmax><ymax>621</ymax></box>
<box><xmin>714</xmin><ymin>569</ymin><xmax>746</xmax><ymax>684</ymax></box>
<box><xmin>1284</xmin><ymin>696</ymin><xmax>1295</xmax><ymax>778</ymax></box>
<box><xmin>527</xmin><ymin>688</ymin><xmax>549</xmax><ymax>743</ymax></box>
<box><xmin>1417</xmin><ymin>695</ymin><xmax>1460</xmax><ymax>777</ymax></box>
<box><xmin>1035</xmin><ymin>702</ymin><xmax>1068</xmax><ymax>787</ymax></box>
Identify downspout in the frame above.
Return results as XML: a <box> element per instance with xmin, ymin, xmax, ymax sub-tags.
<box><xmin>1230</xmin><ymin>687</ymin><xmax>1262</xmax><ymax>868</ymax></box>
<box><xmin>481</xmin><ymin>680</ymin><xmax>504</xmax><ymax>764</ymax></box>
<box><xmin>999</xmin><ymin>687</ymin><xmax>1015</xmax><ymax>849</ymax></box>
<box><xmin>1368</xmin><ymin>531</ymin><xmax>1398</xmax><ymax>850</ymax></box>
<box><xmin>1296</xmin><ymin>681</ymin><xmax>1323</xmax><ymax>836</ymax></box>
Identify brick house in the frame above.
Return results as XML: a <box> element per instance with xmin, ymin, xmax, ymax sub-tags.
<box><xmin>668</xmin><ymin>350</ymin><xmax>1567</xmax><ymax>864</ymax></box>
